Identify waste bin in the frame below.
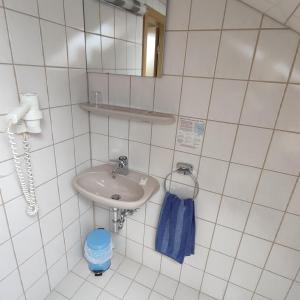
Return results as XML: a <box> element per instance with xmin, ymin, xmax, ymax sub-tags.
<box><xmin>84</xmin><ymin>228</ymin><xmax>112</xmax><ymax>276</ymax></box>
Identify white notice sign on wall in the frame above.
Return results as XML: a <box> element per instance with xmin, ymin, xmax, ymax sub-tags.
<box><xmin>176</xmin><ymin>117</ymin><xmax>205</xmax><ymax>151</ymax></box>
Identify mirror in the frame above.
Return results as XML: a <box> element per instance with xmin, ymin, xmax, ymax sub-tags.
<box><xmin>84</xmin><ymin>0</ymin><xmax>167</xmax><ymax>77</ymax></box>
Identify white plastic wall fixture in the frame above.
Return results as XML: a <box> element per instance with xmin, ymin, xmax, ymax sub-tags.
<box><xmin>6</xmin><ymin>93</ymin><xmax>43</xmax><ymax>133</ymax></box>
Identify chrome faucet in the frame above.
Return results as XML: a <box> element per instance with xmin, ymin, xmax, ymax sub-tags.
<box><xmin>111</xmin><ymin>156</ymin><xmax>128</xmax><ymax>178</ymax></box>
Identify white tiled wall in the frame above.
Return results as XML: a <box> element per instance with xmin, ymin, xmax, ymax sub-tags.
<box><xmin>90</xmin><ymin>0</ymin><xmax>300</xmax><ymax>299</ymax></box>
<box><xmin>0</xmin><ymin>1</ymin><xmax>93</xmax><ymax>300</ymax></box>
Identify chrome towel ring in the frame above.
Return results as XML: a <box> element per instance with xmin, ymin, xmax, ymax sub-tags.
<box><xmin>163</xmin><ymin>162</ymin><xmax>199</xmax><ymax>199</ymax></box>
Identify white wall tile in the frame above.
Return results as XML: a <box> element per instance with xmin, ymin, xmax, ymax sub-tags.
<box><xmin>86</xmin><ymin>33</ymin><xmax>101</xmax><ymax>70</ymax></box>
<box><xmin>217</xmin><ymin>196</ymin><xmax>251</xmax><ymax>231</ymax></box>
<box><xmin>198</xmin><ymin>157</ymin><xmax>228</xmax><ymax>194</ymax></box>
<box><xmin>276</xmin><ymin>213</ymin><xmax>300</xmax><ymax>250</ymax></box>
<box><xmin>201</xmin><ymin>273</ymin><xmax>227</xmax><ymax>300</ymax></box>
<box><xmin>189</xmin><ymin>0</ymin><xmax>226</xmax><ymax>30</ymax></box>
<box><xmin>129</xmin><ymin>141</ymin><xmax>150</xmax><ymax>173</ymax></box>
<box><xmin>166</xmin><ymin>0</ymin><xmax>191</xmax><ymax>30</ymax></box>
<box><xmin>237</xmin><ymin>234</ymin><xmax>272</xmax><ymax>268</ymax></box>
<box><xmin>64</xmin><ymin>0</ymin><xmax>84</xmax><ymax>30</ymax></box>
<box><xmin>19</xmin><ymin>249</ymin><xmax>46</xmax><ymax>290</ymax></box>
<box><xmin>5</xmin><ymin>195</ymin><xmax>37</xmax><ymax>235</ymax></box>
<box><xmin>130</xmin><ymin>77</ymin><xmax>154</xmax><ymax>110</ymax></box>
<box><xmin>180</xmin><ymin>77</ymin><xmax>213</xmax><ymax>119</ymax></box>
<box><xmin>109</xmin><ymin>75</ymin><xmax>130</xmax><ymax>106</ymax></box>
<box><xmin>225</xmin><ymin>283</ymin><xmax>252</xmax><ymax>300</ymax></box>
<box><xmin>251</xmin><ymin>30</ymin><xmax>299</xmax><ymax>82</ymax></box>
<box><xmin>209</xmin><ymin>79</ymin><xmax>247</xmax><ymax>123</ymax></box>
<box><xmin>224</xmin><ymin>0</ymin><xmax>262</xmax><ymax>29</ymax></box>
<box><xmin>180</xmin><ymin>264</ymin><xmax>203</xmax><ymax>290</ymax></box>
<box><xmin>254</xmin><ymin>170</ymin><xmax>297</xmax><ymax>211</ymax></box>
<box><xmin>287</xmin><ymin>282</ymin><xmax>300</xmax><ymax>300</ymax></box>
<box><xmin>41</xmin><ymin>21</ymin><xmax>68</xmax><ymax>67</ymax></box>
<box><xmin>184</xmin><ymin>31</ymin><xmax>221</xmax><ymax>77</ymax></box>
<box><xmin>91</xmin><ymin>133</ymin><xmax>108</xmax><ymax>161</ymax></box>
<box><xmin>149</xmin><ymin>146</ymin><xmax>173</xmax><ymax>178</ymax></box>
<box><xmin>54</xmin><ymin>139</ymin><xmax>75</xmax><ymax>175</ymax></box>
<box><xmin>195</xmin><ymin>218</ymin><xmax>214</xmax><ymax>247</ymax></box>
<box><xmin>266</xmin><ymin>244</ymin><xmax>300</xmax><ymax>279</ymax></box>
<box><xmin>256</xmin><ymin>270</ymin><xmax>291</xmax><ymax>300</ymax></box>
<box><xmin>25</xmin><ymin>274</ymin><xmax>50</xmax><ymax>300</ymax></box>
<box><xmin>232</xmin><ymin>126</ymin><xmax>272</xmax><ymax>168</ymax></box>
<box><xmin>0</xmin><ymin>269</ymin><xmax>23</xmax><ymax>300</ymax></box>
<box><xmin>0</xmin><ymin>64</ymin><xmax>18</xmax><ymax>115</ymax></box>
<box><xmin>40</xmin><ymin>207</ymin><xmax>63</xmax><ymax>244</ymax></box>
<box><xmin>276</xmin><ymin>84</ymin><xmax>300</xmax><ymax>132</ymax></box>
<box><xmin>217</xmin><ymin>30</ymin><xmax>258</xmax><ymax>80</ymax></box>
<box><xmin>265</xmin><ymin>131</ymin><xmax>300</xmax><ymax>175</ymax></box>
<box><xmin>66</xmin><ymin>28</ymin><xmax>86</xmax><ymax>68</ymax></box>
<box><xmin>72</xmin><ymin>105</ymin><xmax>89</xmax><ymax>136</ymax></box>
<box><xmin>44</xmin><ymin>233</ymin><xmax>65</xmax><ymax>268</ymax></box>
<box><xmin>0</xmin><ymin>206</ymin><xmax>9</xmax><ymax>244</ymax></box>
<box><xmin>245</xmin><ymin>204</ymin><xmax>284</xmax><ymax>241</ymax></box>
<box><xmin>230</xmin><ymin>260</ymin><xmax>262</xmax><ymax>291</ymax></box>
<box><xmin>154</xmin><ymin>76</ymin><xmax>181</xmax><ymax>114</ymax></box>
<box><xmin>211</xmin><ymin>225</ymin><xmax>242</xmax><ymax>257</ymax></box>
<box><xmin>0</xmin><ymin>239</ymin><xmax>17</xmax><ymax>280</ymax></box>
<box><xmin>50</xmin><ymin>106</ymin><xmax>73</xmax><ymax>143</ymax></box>
<box><xmin>74</xmin><ymin>133</ymin><xmax>90</xmax><ymax>165</ymax></box>
<box><xmin>12</xmin><ymin>222</ymin><xmax>42</xmax><ymax>265</ymax></box>
<box><xmin>202</xmin><ymin>121</ymin><xmax>237</xmax><ymax>161</ymax></box>
<box><xmin>0</xmin><ymin>8</ymin><xmax>11</xmax><ymax>63</ymax></box>
<box><xmin>46</xmin><ymin>68</ymin><xmax>70</xmax><ymax>107</ymax></box>
<box><xmin>38</xmin><ymin>0</ymin><xmax>64</xmax><ymax>24</ymax></box>
<box><xmin>152</xmin><ymin>121</ymin><xmax>177</xmax><ymax>149</ymax></box>
<box><xmin>195</xmin><ymin>189</ymin><xmax>221</xmax><ymax>223</ymax></box>
<box><xmin>15</xmin><ymin>66</ymin><xmax>49</xmax><ymax>109</ymax></box>
<box><xmin>163</xmin><ymin>31</ymin><xmax>187</xmax><ymax>75</ymax></box>
<box><xmin>83</xmin><ymin>0</ymin><xmax>99</xmax><ymax>33</ymax></box>
<box><xmin>224</xmin><ymin>163</ymin><xmax>260</xmax><ymax>202</ymax></box>
<box><xmin>4</xmin><ymin>0</ymin><xmax>38</xmax><ymax>15</ymax></box>
<box><xmin>109</xmin><ymin>136</ymin><xmax>128</xmax><ymax>160</ymax></box>
<box><xmin>6</xmin><ymin>11</ymin><xmax>43</xmax><ymax>65</ymax></box>
<box><xmin>241</xmin><ymin>82</ymin><xmax>285</xmax><ymax>128</ymax></box>
<box><xmin>58</xmin><ymin>169</ymin><xmax>76</xmax><ymax>204</ymax></box>
<box><xmin>287</xmin><ymin>179</ymin><xmax>300</xmax><ymax>215</ymax></box>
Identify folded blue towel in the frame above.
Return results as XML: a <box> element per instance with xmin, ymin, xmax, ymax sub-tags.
<box><xmin>155</xmin><ymin>192</ymin><xmax>195</xmax><ymax>264</ymax></box>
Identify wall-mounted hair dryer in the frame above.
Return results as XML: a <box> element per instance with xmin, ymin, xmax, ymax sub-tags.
<box><xmin>6</xmin><ymin>93</ymin><xmax>43</xmax><ymax>216</ymax></box>
<box><xmin>6</xmin><ymin>93</ymin><xmax>43</xmax><ymax>134</ymax></box>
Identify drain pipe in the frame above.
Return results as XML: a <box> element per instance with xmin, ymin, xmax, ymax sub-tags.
<box><xmin>111</xmin><ymin>208</ymin><xmax>119</xmax><ymax>233</ymax></box>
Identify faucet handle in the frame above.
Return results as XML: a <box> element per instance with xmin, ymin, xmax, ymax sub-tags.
<box><xmin>118</xmin><ymin>156</ymin><xmax>128</xmax><ymax>162</ymax></box>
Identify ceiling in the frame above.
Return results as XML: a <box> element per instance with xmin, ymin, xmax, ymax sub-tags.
<box><xmin>240</xmin><ymin>0</ymin><xmax>300</xmax><ymax>33</ymax></box>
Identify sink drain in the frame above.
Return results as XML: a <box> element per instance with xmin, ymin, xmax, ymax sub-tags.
<box><xmin>111</xmin><ymin>194</ymin><xmax>121</xmax><ymax>200</ymax></box>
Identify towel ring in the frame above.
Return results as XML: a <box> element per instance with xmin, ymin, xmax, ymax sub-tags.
<box><xmin>164</xmin><ymin>162</ymin><xmax>199</xmax><ymax>198</ymax></box>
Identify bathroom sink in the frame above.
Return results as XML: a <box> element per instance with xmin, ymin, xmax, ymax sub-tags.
<box><xmin>72</xmin><ymin>164</ymin><xmax>159</xmax><ymax>209</ymax></box>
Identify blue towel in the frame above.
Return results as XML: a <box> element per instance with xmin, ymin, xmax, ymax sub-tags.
<box><xmin>155</xmin><ymin>192</ymin><xmax>195</xmax><ymax>264</ymax></box>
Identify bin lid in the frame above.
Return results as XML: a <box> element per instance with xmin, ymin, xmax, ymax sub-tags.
<box><xmin>86</xmin><ymin>228</ymin><xmax>111</xmax><ymax>250</ymax></box>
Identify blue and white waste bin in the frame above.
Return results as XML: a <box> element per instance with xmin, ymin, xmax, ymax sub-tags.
<box><xmin>84</xmin><ymin>228</ymin><xmax>112</xmax><ymax>276</ymax></box>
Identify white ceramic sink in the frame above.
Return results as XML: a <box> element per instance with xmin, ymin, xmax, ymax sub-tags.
<box><xmin>72</xmin><ymin>164</ymin><xmax>159</xmax><ymax>209</ymax></box>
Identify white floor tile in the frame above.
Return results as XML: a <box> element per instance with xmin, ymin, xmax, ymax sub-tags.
<box><xmin>97</xmin><ymin>291</ymin><xmax>119</xmax><ymax>300</ymax></box>
<box><xmin>123</xmin><ymin>282</ymin><xmax>151</xmax><ymax>300</ymax></box>
<box><xmin>135</xmin><ymin>266</ymin><xmax>159</xmax><ymax>289</ymax></box>
<box><xmin>105</xmin><ymin>273</ymin><xmax>132</xmax><ymax>298</ymax></box>
<box><xmin>110</xmin><ymin>252</ymin><xmax>125</xmax><ymax>270</ymax></box>
<box><xmin>55</xmin><ymin>273</ymin><xmax>84</xmax><ymax>299</ymax></box>
<box><xmin>174</xmin><ymin>283</ymin><xmax>199</xmax><ymax>300</ymax></box>
<box><xmin>117</xmin><ymin>258</ymin><xmax>141</xmax><ymax>279</ymax></box>
<box><xmin>72</xmin><ymin>259</ymin><xmax>91</xmax><ymax>279</ymax></box>
<box><xmin>45</xmin><ymin>291</ymin><xmax>68</xmax><ymax>300</ymax></box>
<box><xmin>72</xmin><ymin>281</ymin><xmax>102</xmax><ymax>300</ymax></box>
<box><xmin>154</xmin><ymin>274</ymin><xmax>179</xmax><ymax>299</ymax></box>
<box><xmin>87</xmin><ymin>269</ymin><xmax>114</xmax><ymax>289</ymax></box>
<box><xmin>149</xmin><ymin>291</ymin><xmax>170</xmax><ymax>300</ymax></box>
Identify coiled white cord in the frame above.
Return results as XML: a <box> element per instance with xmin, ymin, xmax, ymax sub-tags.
<box><xmin>7</xmin><ymin>126</ymin><xmax>39</xmax><ymax>216</ymax></box>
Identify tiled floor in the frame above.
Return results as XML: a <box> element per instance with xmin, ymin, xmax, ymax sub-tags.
<box><xmin>46</xmin><ymin>253</ymin><xmax>215</xmax><ymax>300</ymax></box>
